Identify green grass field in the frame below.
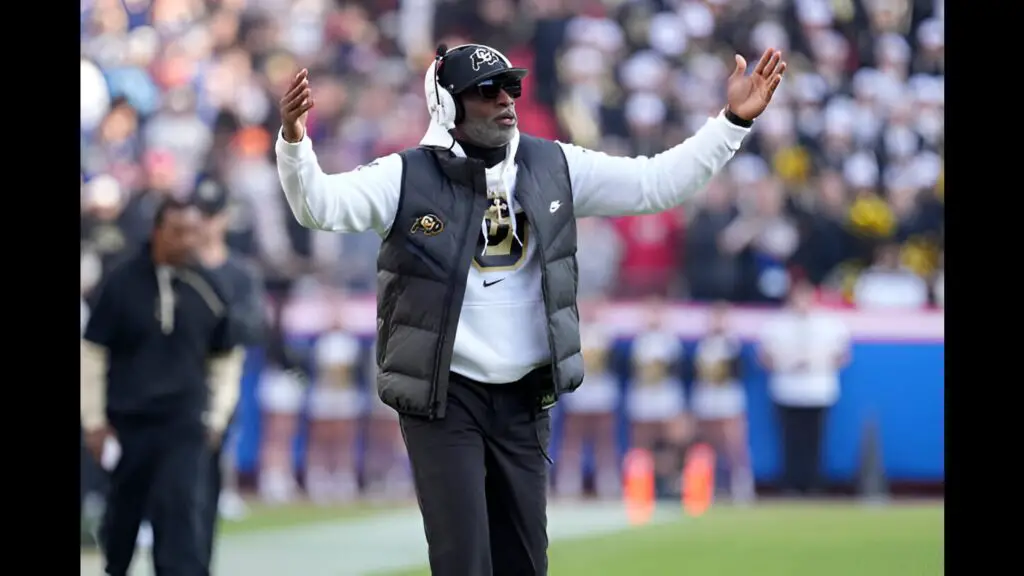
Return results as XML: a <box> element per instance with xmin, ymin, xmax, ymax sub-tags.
<box><xmin>379</xmin><ymin>502</ymin><xmax>944</xmax><ymax>576</ymax></box>
<box><xmin>81</xmin><ymin>499</ymin><xmax>943</xmax><ymax>575</ymax></box>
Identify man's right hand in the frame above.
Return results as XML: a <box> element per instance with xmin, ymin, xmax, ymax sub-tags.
<box><xmin>280</xmin><ymin>69</ymin><xmax>315</xmax><ymax>143</ymax></box>
<box><xmin>84</xmin><ymin>425</ymin><xmax>114</xmax><ymax>463</ymax></box>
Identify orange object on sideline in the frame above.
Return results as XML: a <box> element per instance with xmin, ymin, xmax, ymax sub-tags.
<box><xmin>682</xmin><ymin>443</ymin><xmax>716</xmax><ymax>517</ymax></box>
<box><xmin>622</xmin><ymin>448</ymin><xmax>656</xmax><ymax>526</ymax></box>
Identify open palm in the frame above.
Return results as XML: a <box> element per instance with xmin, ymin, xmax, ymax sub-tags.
<box><xmin>726</xmin><ymin>49</ymin><xmax>787</xmax><ymax>121</ymax></box>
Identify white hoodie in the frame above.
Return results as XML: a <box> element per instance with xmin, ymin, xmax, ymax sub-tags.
<box><xmin>276</xmin><ymin>93</ymin><xmax>749</xmax><ymax>384</ymax></box>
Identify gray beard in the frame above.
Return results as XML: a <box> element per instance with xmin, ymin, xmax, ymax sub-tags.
<box><xmin>459</xmin><ymin>117</ymin><xmax>515</xmax><ymax>148</ymax></box>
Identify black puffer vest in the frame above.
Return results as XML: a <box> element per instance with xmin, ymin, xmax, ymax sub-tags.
<box><xmin>375</xmin><ymin>134</ymin><xmax>584</xmax><ymax>419</ymax></box>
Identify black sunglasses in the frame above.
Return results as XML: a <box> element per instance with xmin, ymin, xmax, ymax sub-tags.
<box><xmin>473</xmin><ymin>78</ymin><xmax>522</xmax><ymax>100</ymax></box>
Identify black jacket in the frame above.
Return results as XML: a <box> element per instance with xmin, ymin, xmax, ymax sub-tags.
<box><xmin>84</xmin><ymin>245</ymin><xmax>236</xmax><ymax>422</ymax></box>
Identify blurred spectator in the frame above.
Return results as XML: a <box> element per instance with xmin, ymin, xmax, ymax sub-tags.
<box><xmin>81</xmin><ymin>58</ymin><xmax>111</xmax><ymax>135</ymax></box>
<box><xmin>557</xmin><ymin>302</ymin><xmax>620</xmax><ymax>499</ymax></box>
<box><xmin>791</xmin><ymin>169</ymin><xmax>854</xmax><ymax>286</ymax></box>
<box><xmin>613</xmin><ymin>209</ymin><xmax>685</xmax><ymax>298</ymax></box>
<box><xmin>719</xmin><ymin>171</ymin><xmax>800</xmax><ymax>303</ymax></box>
<box><xmin>81</xmin><ymin>174</ymin><xmax>131</xmax><ymax>279</ymax></box>
<box><xmin>363</xmin><ymin>342</ymin><xmax>414</xmax><ymax>499</ymax></box>
<box><xmin>853</xmin><ymin>241</ymin><xmax>929</xmax><ymax>309</ymax></box>
<box><xmin>627</xmin><ymin>300</ymin><xmax>688</xmax><ymax>451</ymax></box>
<box><xmin>577</xmin><ymin>217</ymin><xmax>622</xmax><ymax>299</ymax></box>
<box><xmin>691</xmin><ymin>303</ymin><xmax>754</xmax><ymax>503</ymax></box>
<box><xmin>932</xmin><ymin>251</ymin><xmax>943</xmax><ymax>308</ymax></box>
<box><xmin>78</xmin><ymin>0</ymin><xmax>943</xmax><ymax>308</ymax></box>
<box><xmin>685</xmin><ymin>178</ymin><xmax>740</xmax><ymax>302</ymax></box>
<box><xmin>651</xmin><ymin>411</ymin><xmax>697</xmax><ymax>501</ymax></box>
<box><xmin>307</xmin><ymin>317</ymin><xmax>362</xmax><ymax>503</ymax></box>
<box><xmin>759</xmin><ymin>280</ymin><xmax>851</xmax><ymax>496</ymax></box>
<box><xmin>256</xmin><ymin>366</ymin><xmax>303</xmax><ymax>504</ymax></box>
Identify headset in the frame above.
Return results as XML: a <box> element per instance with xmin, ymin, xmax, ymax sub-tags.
<box><xmin>427</xmin><ymin>43</ymin><xmax>516</xmax><ymax>127</ymax></box>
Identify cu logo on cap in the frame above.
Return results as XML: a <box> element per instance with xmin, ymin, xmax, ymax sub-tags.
<box><xmin>470</xmin><ymin>47</ymin><xmax>500</xmax><ymax>71</ymax></box>
<box><xmin>411</xmin><ymin>214</ymin><xmax>445</xmax><ymax>236</ymax></box>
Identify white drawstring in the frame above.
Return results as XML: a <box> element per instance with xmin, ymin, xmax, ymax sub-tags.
<box><xmin>480</xmin><ymin>133</ymin><xmax>522</xmax><ymax>255</ymax></box>
<box><xmin>156</xmin><ymin>266</ymin><xmax>175</xmax><ymax>334</ymax></box>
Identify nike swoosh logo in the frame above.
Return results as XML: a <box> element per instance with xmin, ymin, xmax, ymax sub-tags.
<box><xmin>483</xmin><ymin>278</ymin><xmax>505</xmax><ymax>288</ymax></box>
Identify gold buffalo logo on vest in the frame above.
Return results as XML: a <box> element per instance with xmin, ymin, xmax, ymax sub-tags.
<box><xmin>470</xmin><ymin>47</ymin><xmax>501</xmax><ymax>71</ymax></box>
<box><xmin>411</xmin><ymin>214</ymin><xmax>445</xmax><ymax>236</ymax></box>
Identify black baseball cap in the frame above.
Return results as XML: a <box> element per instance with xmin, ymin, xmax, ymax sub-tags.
<box><xmin>436</xmin><ymin>44</ymin><xmax>528</xmax><ymax>95</ymax></box>
<box><xmin>190</xmin><ymin>176</ymin><xmax>228</xmax><ymax>216</ymax></box>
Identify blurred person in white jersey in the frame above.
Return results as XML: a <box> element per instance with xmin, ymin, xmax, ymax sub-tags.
<box><xmin>555</xmin><ymin>300</ymin><xmax>621</xmax><ymax>499</ymax></box>
<box><xmin>364</xmin><ymin>341</ymin><xmax>414</xmax><ymax>499</ymax></box>
<box><xmin>256</xmin><ymin>360</ymin><xmax>304</xmax><ymax>503</ymax></box>
<box><xmin>759</xmin><ymin>280</ymin><xmax>850</xmax><ymax>495</ymax></box>
<box><xmin>853</xmin><ymin>241</ymin><xmax>929</xmax><ymax>309</ymax></box>
<box><xmin>307</xmin><ymin>306</ymin><xmax>364</xmax><ymax>503</ymax></box>
<box><xmin>691</xmin><ymin>302</ymin><xmax>755</xmax><ymax>503</ymax></box>
<box><xmin>627</xmin><ymin>299</ymin><xmax>689</xmax><ymax>451</ymax></box>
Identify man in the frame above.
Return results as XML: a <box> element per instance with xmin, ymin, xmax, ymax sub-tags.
<box><xmin>81</xmin><ymin>198</ymin><xmax>243</xmax><ymax>576</ymax></box>
<box><xmin>759</xmin><ymin>280</ymin><xmax>851</xmax><ymax>495</ymax></box>
<box><xmin>276</xmin><ymin>43</ymin><xmax>786</xmax><ymax>575</ymax></box>
<box><xmin>191</xmin><ymin>177</ymin><xmax>268</xmax><ymax>565</ymax></box>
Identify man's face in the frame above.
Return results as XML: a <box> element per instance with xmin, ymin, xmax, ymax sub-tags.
<box><xmin>155</xmin><ymin>207</ymin><xmax>202</xmax><ymax>265</ymax></box>
<box><xmin>457</xmin><ymin>76</ymin><xmax>520</xmax><ymax>148</ymax></box>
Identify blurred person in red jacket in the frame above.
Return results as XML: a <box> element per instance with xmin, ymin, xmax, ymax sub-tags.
<box><xmin>613</xmin><ymin>208</ymin><xmax>685</xmax><ymax>299</ymax></box>
<box><xmin>555</xmin><ymin>300</ymin><xmax>621</xmax><ymax>499</ymax></box>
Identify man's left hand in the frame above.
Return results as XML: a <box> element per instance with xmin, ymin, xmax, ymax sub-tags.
<box><xmin>726</xmin><ymin>48</ymin><xmax>787</xmax><ymax>122</ymax></box>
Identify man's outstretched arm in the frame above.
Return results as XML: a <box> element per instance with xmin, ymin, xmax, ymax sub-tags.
<box><xmin>275</xmin><ymin>68</ymin><xmax>402</xmax><ymax>236</ymax></box>
<box><xmin>275</xmin><ymin>135</ymin><xmax>402</xmax><ymax>235</ymax></box>
<box><xmin>562</xmin><ymin>113</ymin><xmax>751</xmax><ymax>218</ymax></box>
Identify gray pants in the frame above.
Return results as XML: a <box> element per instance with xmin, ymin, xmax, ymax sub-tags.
<box><xmin>400</xmin><ymin>370</ymin><xmax>552</xmax><ymax>576</ymax></box>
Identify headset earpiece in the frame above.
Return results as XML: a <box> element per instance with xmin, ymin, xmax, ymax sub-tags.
<box><xmin>431</xmin><ymin>44</ymin><xmax>459</xmax><ymax>128</ymax></box>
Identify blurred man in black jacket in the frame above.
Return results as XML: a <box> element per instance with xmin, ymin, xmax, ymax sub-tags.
<box><xmin>192</xmin><ymin>176</ymin><xmax>268</xmax><ymax>568</ymax></box>
<box><xmin>81</xmin><ymin>198</ymin><xmax>242</xmax><ymax>576</ymax></box>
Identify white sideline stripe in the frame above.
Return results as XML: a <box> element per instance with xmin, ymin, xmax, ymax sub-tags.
<box><xmin>79</xmin><ymin>502</ymin><xmax>680</xmax><ymax>576</ymax></box>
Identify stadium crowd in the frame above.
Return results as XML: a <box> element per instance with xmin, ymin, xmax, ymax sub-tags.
<box><xmin>81</xmin><ymin>0</ymin><xmax>944</xmax><ymax>312</ymax></box>
<box><xmin>80</xmin><ymin>0</ymin><xmax>944</xmax><ymax>512</ymax></box>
